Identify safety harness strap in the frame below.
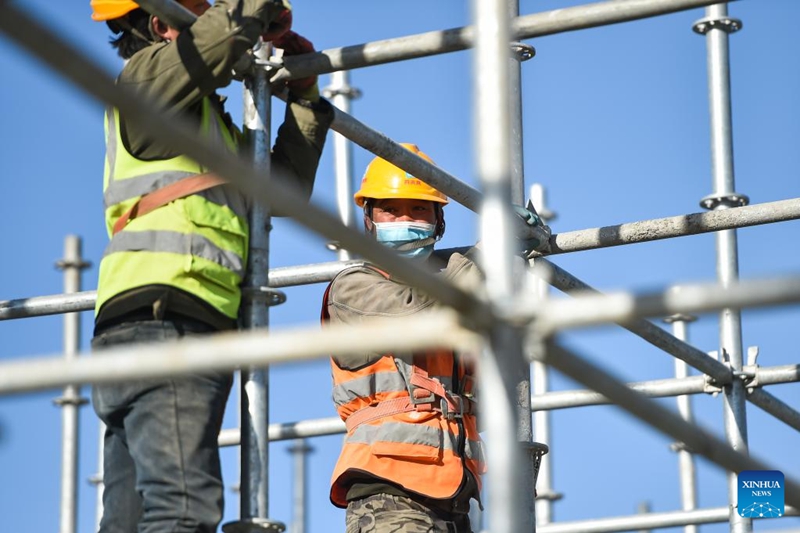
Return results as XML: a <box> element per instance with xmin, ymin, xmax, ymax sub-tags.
<box><xmin>112</xmin><ymin>173</ymin><xmax>226</xmax><ymax>235</ymax></box>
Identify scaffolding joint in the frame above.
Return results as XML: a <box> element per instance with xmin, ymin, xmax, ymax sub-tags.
<box><xmin>510</xmin><ymin>42</ymin><xmax>536</xmax><ymax>62</ymax></box>
<box><xmin>699</xmin><ymin>192</ymin><xmax>749</xmax><ymax>211</ymax></box>
<box><xmin>53</xmin><ymin>395</ymin><xmax>89</xmax><ymax>407</ymax></box>
<box><xmin>669</xmin><ymin>441</ymin><xmax>694</xmax><ymax>454</ymax></box>
<box><xmin>222</xmin><ymin>518</ymin><xmax>286</xmax><ymax>533</ymax></box>
<box><xmin>692</xmin><ymin>16</ymin><xmax>743</xmax><ymax>36</ymax></box>
<box><xmin>55</xmin><ymin>258</ymin><xmax>91</xmax><ymax>271</ymax></box>
<box><xmin>738</xmin><ymin>346</ymin><xmax>761</xmax><ymax>393</ymax></box>
<box><xmin>241</xmin><ymin>286</ymin><xmax>286</xmax><ymax>307</ymax></box>
<box><xmin>321</xmin><ymin>85</ymin><xmax>362</xmax><ymax>100</ymax></box>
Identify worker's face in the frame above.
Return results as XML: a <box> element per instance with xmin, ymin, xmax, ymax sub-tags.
<box><xmin>371</xmin><ymin>199</ymin><xmax>437</xmax><ymax>225</ymax></box>
<box><xmin>154</xmin><ymin>0</ymin><xmax>211</xmax><ymax>41</ymax></box>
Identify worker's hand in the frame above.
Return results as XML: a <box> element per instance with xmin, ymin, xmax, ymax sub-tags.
<box><xmin>273</xmin><ymin>30</ymin><xmax>319</xmax><ymax>102</ymax></box>
<box><xmin>513</xmin><ymin>204</ymin><xmax>552</xmax><ymax>256</ymax></box>
<box><xmin>262</xmin><ymin>8</ymin><xmax>292</xmax><ymax>43</ymax></box>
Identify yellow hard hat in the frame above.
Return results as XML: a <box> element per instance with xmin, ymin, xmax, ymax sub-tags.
<box><xmin>354</xmin><ymin>144</ymin><xmax>449</xmax><ymax>207</ymax></box>
<box><xmin>90</xmin><ymin>0</ymin><xmax>140</xmax><ymax>21</ymax></box>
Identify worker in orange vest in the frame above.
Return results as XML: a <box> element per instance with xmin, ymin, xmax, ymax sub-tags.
<box><xmin>322</xmin><ymin>144</ymin><xmax>549</xmax><ymax>532</ymax></box>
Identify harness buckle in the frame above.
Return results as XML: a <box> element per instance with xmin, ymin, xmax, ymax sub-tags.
<box><xmin>441</xmin><ymin>395</ymin><xmax>464</xmax><ymax>420</ymax></box>
<box><xmin>410</xmin><ymin>386</ymin><xmax>436</xmax><ymax>410</ymax></box>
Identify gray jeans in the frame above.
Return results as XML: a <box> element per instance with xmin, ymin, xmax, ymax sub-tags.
<box><xmin>92</xmin><ymin>320</ymin><xmax>233</xmax><ymax>533</ymax></box>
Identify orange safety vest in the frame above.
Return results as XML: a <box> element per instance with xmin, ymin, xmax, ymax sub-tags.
<box><xmin>322</xmin><ymin>266</ymin><xmax>485</xmax><ymax>508</ymax></box>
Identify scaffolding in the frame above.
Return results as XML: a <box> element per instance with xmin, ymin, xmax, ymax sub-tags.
<box><xmin>0</xmin><ymin>1</ymin><xmax>799</xmax><ymax>532</ymax></box>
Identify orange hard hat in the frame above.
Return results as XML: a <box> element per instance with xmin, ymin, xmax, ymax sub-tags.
<box><xmin>90</xmin><ymin>0</ymin><xmax>140</xmax><ymax>21</ymax></box>
<box><xmin>354</xmin><ymin>144</ymin><xmax>449</xmax><ymax>207</ymax></box>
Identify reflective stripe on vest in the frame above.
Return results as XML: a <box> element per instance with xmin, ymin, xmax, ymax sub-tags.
<box><xmin>347</xmin><ymin>421</ymin><xmax>484</xmax><ymax>462</ymax></box>
<box><xmin>96</xmin><ymin>98</ymin><xmax>248</xmax><ymax>319</ymax></box>
<box><xmin>322</xmin><ymin>268</ymin><xmax>485</xmax><ymax>506</ymax></box>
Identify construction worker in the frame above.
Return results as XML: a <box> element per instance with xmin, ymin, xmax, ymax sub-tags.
<box><xmin>89</xmin><ymin>1</ymin><xmax>333</xmax><ymax>532</ymax></box>
<box><xmin>322</xmin><ymin>144</ymin><xmax>548</xmax><ymax>533</ymax></box>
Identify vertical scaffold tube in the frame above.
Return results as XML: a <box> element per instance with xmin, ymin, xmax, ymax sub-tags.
<box><xmin>664</xmin><ymin>314</ymin><xmax>699</xmax><ymax>533</ymax></box>
<box><xmin>55</xmin><ymin>235</ymin><xmax>89</xmax><ymax>533</ymax></box>
<box><xmin>288</xmin><ymin>439</ymin><xmax>313</xmax><ymax>533</ymax></box>
<box><xmin>225</xmin><ymin>42</ymin><xmax>284</xmax><ymax>533</ymax></box>
<box><xmin>695</xmin><ymin>4</ymin><xmax>751</xmax><ymax>532</ymax></box>
<box><xmin>531</xmin><ymin>184</ymin><xmax>559</xmax><ymax>526</ymax></box>
<box><xmin>473</xmin><ymin>0</ymin><xmax>533</xmax><ymax>531</ymax></box>
<box><xmin>324</xmin><ymin>71</ymin><xmax>358</xmax><ymax>261</ymax></box>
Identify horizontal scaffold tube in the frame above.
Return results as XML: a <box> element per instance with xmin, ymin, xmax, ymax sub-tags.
<box><xmin>0</xmin><ymin>310</ymin><xmax>481</xmax><ymax>396</ymax></box>
<box><xmin>218</xmin><ymin>417</ymin><xmax>346</xmax><ymax>446</ymax></box>
<box><xmin>6</xmin><ymin>194</ymin><xmax>798</xmax><ymax>321</ymax></box>
<box><xmin>549</xmin><ymin>197</ymin><xmax>800</xmax><ymax>255</ymax></box>
<box><xmin>274</xmin><ymin>0</ymin><xmax>735</xmax><ymax>81</ymax></box>
<box><xmin>537</xmin><ymin>505</ymin><xmax>799</xmax><ymax>533</ymax></box>
<box><xmin>0</xmin><ymin>260</ymin><xmax>366</xmax><ymax>321</ymax></box>
<box><xmin>535</xmin><ymin>271</ymin><xmax>800</xmax><ymax>334</ymax></box>
<box><xmin>531</xmin><ymin>364</ymin><xmax>800</xmax><ymax>411</ymax></box>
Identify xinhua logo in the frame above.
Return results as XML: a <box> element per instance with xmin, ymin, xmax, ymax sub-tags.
<box><xmin>738</xmin><ymin>470</ymin><xmax>784</xmax><ymax>518</ymax></box>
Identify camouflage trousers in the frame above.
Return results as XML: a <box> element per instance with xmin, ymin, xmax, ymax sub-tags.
<box><xmin>346</xmin><ymin>494</ymin><xmax>473</xmax><ymax>533</ymax></box>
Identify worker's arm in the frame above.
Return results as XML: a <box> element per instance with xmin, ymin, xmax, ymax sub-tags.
<box><xmin>328</xmin><ymin>249</ymin><xmax>482</xmax><ymax>369</ymax></box>
<box><xmin>119</xmin><ymin>0</ymin><xmax>290</xmax><ymax>111</ymax></box>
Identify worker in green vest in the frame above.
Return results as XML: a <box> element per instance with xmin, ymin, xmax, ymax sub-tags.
<box><xmin>89</xmin><ymin>1</ymin><xmax>333</xmax><ymax>532</ymax></box>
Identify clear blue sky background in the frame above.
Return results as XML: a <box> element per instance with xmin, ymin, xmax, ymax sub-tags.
<box><xmin>1</xmin><ymin>1</ymin><xmax>799</xmax><ymax>532</ymax></box>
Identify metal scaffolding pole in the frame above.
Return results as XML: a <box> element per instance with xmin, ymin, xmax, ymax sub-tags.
<box><xmin>0</xmin><ymin>310</ymin><xmax>479</xmax><ymax>396</ymax></box>
<box><xmin>287</xmin><ymin>439</ymin><xmax>313</xmax><ymax>533</ymax></box>
<box><xmin>90</xmin><ymin>423</ymin><xmax>105</xmax><ymax>532</ymax></box>
<box><xmin>507</xmin><ymin>2</ymin><xmax>541</xmax><ymax>529</ymax></box>
<box><xmin>272</xmin><ymin>0</ymin><xmax>735</xmax><ymax>83</ymax></box>
<box><xmin>473</xmin><ymin>0</ymin><xmax>533</xmax><ymax>531</ymax></box>
<box><xmin>694</xmin><ymin>4</ymin><xmax>750</xmax><ymax>531</ymax></box>
<box><xmin>224</xmin><ymin>42</ymin><xmax>284</xmax><ymax>533</ymax></box>
<box><xmin>54</xmin><ymin>235</ymin><xmax>89</xmax><ymax>533</ymax></box>
<box><xmin>322</xmin><ymin>71</ymin><xmax>360</xmax><ymax>261</ymax></box>
<box><xmin>531</xmin><ymin>185</ymin><xmax>560</xmax><ymax>525</ymax></box>
<box><xmin>663</xmin><ymin>314</ymin><xmax>699</xmax><ymax>533</ymax></box>
<box><xmin>5</xmin><ymin>195</ymin><xmax>800</xmax><ymax>319</ymax></box>
<box><xmin>538</xmin><ymin>505</ymin><xmax>799</xmax><ymax>533</ymax></box>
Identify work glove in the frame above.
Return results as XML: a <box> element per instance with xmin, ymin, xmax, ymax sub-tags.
<box><xmin>262</xmin><ymin>8</ymin><xmax>292</xmax><ymax>43</ymax></box>
<box><xmin>513</xmin><ymin>202</ymin><xmax>552</xmax><ymax>257</ymax></box>
<box><xmin>272</xmin><ymin>30</ymin><xmax>319</xmax><ymax>102</ymax></box>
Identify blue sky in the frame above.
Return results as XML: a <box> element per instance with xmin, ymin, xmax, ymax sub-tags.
<box><xmin>1</xmin><ymin>1</ymin><xmax>799</xmax><ymax>532</ymax></box>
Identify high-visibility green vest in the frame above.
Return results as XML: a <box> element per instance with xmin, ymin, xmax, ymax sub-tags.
<box><xmin>96</xmin><ymin>98</ymin><xmax>248</xmax><ymax>319</ymax></box>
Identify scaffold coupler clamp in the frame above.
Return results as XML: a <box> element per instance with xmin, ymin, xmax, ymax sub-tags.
<box><xmin>738</xmin><ymin>346</ymin><xmax>761</xmax><ymax>394</ymax></box>
<box><xmin>242</xmin><ymin>286</ymin><xmax>287</xmax><ymax>307</ymax></box>
<box><xmin>223</xmin><ymin>517</ymin><xmax>286</xmax><ymax>533</ymax></box>
<box><xmin>703</xmin><ymin>350</ymin><xmax>724</xmax><ymax>396</ymax></box>
<box><xmin>692</xmin><ymin>16</ymin><xmax>743</xmax><ymax>36</ymax></box>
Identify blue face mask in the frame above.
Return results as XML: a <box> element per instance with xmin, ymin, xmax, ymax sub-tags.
<box><xmin>374</xmin><ymin>221</ymin><xmax>436</xmax><ymax>260</ymax></box>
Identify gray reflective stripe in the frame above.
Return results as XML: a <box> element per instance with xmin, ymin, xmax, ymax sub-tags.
<box><xmin>464</xmin><ymin>437</ymin><xmax>484</xmax><ymax>464</ymax></box>
<box><xmin>106</xmin><ymin>108</ymin><xmax>118</xmax><ymax>183</ymax></box>
<box><xmin>333</xmin><ymin>372</ymin><xmax>408</xmax><ymax>406</ymax></box>
<box><xmin>347</xmin><ymin>421</ymin><xmax>482</xmax><ymax>463</ymax></box>
<box><xmin>349</xmin><ymin>421</ymin><xmax>447</xmax><ymax>450</ymax></box>
<box><xmin>104</xmin><ymin>170</ymin><xmax>198</xmax><ymax>207</ymax></box>
<box><xmin>103</xmin><ymin>230</ymin><xmax>245</xmax><ymax>277</ymax></box>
